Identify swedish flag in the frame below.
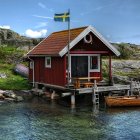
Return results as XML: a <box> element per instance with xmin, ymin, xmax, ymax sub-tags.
<box><xmin>54</xmin><ymin>12</ymin><xmax>70</xmax><ymax>22</ymax></box>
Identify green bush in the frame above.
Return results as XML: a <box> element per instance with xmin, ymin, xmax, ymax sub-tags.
<box><xmin>118</xmin><ymin>43</ymin><xmax>135</xmax><ymax>59</ymax></box>
<box><xmin>0</xmin><ymin>45</ymin><xmax>26</xmax><ymax>64</ymax></box>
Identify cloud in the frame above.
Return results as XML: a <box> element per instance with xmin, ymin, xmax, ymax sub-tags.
<box><xmin>94</xmin><ymin>6</ymin><xmax>103</xmax><ymax>11</ymax></box>
<box><xmin>38</xmin><ymin>2</ymin><xmax>46</xmax><ymax>9</ymax></box>
<box><xmin>80</xmin><ymin>4</ymin><xmax>115</xmax><ymax>16</ymax></box>
<box><xmin>33</xmin><ymin>15</ymin><xmax>53</xmax><ymax>19</ymax></box>
<box><xmin>35</xmin><ymin>22</ymin><xmax>48</xmax><ymax>28</ymax></box>
<box><xmin>49</xmin><ymin>8</ymin><xmax>54</xmax><ymax>12</ymax></box>
<box><xmin>25</xmin><ymin>29</ymin><xmax>47</xmax><ymax>38</ymax></box>
<box><xmin>80</xmin><ymin>6</ymin><xmax>103</xmax><ymax>16</ymax></box>
<box><xmin>0</xmin><ymin>25</ymin><xmax>11</xmax><ymax>29</ymax></box>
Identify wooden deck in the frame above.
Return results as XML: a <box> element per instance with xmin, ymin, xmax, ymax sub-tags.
<box><xmin>77</xmin><ymin>84</ymin><xmax>130</xmax><ymax>94</ymax></box>
<box><xmin>76</xmin><ymin>81</ymin><xmax>140</xmax><ymax>94</ymax></box>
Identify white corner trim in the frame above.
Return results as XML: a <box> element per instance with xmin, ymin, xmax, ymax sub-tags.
<box><xmin>59</xmin><ymin>25</ymin><xmax>120</xmax><ymax>57</ymax></box>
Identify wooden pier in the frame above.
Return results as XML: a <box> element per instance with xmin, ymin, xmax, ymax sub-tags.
<box><xmin>62</xmin><ymin>80</ymin><xmax>140</xmax><ymax>106</ymax></box>
<box><xmin>32</xmin><ymin>80</ymin><xmax>140</xmax><ymax>107</ymax></box>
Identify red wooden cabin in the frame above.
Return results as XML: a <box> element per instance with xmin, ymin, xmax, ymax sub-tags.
<box><xmin>27</xmin><ymin>25</ymin><xmax>120</xmax><ymax>89</ymax></box>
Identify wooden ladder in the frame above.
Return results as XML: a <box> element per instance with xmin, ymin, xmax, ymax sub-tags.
<box><xmin>94</xmin><ymin>93</ymin><xmax>99</xmax><ymax>105</ymax></box>
<box><xmin>92</xmin><ymin>79</ymin><xmax>99</xmax><ymax>105</ymax></box>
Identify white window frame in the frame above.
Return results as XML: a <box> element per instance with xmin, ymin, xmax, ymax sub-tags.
<box><xmin>89</xmin><ymin>54</ymin><xmax>100</xmax><ymax>72</ymax></box>
<box><xmin>30</xmin><ymin>61</ymin><xmax>34</xmax><ymax>69</ymax></box>
<box><xmin>45</xmin><ymin>57</ymin><xmax>51</xmax><ymax>68</ymax></box>
<box><xmin>69</xmin><ymin>54</ymin><xmax>100</xmax><ymax>81</ymax></box>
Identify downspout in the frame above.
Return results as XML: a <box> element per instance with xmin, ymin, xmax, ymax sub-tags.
<box><xmin>28</xmin><ymin>56</ymin><xmax>35</xmax><ymax>87</ymax></box>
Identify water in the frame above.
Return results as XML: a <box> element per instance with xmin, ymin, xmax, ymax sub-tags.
<box><xmin>0</xmin><ymin>96</ymin><xmax>140</xmax><ymax>140</ymax></box>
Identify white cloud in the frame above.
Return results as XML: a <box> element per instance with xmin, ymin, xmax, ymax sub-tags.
<box><xmin>35</xmin><ymin>22</ymin><xmax>48</xmax><ymax>28</ymax></box>
<box><xmin>38</xmin><ymin>2</ymin><xmax>46</xmax><ymax>9</ymax></box>
<box><xmin>0</xmin><ymin>25</ymin><xmax>11</xmax><ymax>29</ymax></box>
<box><xmin>94</xmin><ymin>6</ymin><xmax>103</xmax><ymax>11</ymax></box>
<box><xmin>25</xmin><ymin>29</ymin><xmax>47</xmax><ymax>38</ymax></box>
<box><xmin>33</xmin><ymin>15</ymin><xmax>53</xmax><ymax>19</ymax></box>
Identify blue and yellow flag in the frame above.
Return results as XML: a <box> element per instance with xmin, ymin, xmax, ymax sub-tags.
<box><xmin>54</xmin><ymin>12</ymin><xmax>70</xmax><ymax>22</ymax></box>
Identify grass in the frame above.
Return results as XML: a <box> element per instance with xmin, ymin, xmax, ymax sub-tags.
<box><xmin>0</xmin><ymin>76</ymin><xmax>31</xmax><ymax>90</ymax></box>
<box><xmin>0</xmin><ymin>45</ymin><xmax>31</xmax><ymax>90</ymax></box>
<box><xmin>0</xmin><ymin>63</ymin><xmax>31</xmax><ymax>90</ymax></box>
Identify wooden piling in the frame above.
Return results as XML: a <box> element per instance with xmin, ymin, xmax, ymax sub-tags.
<box><xmin>127</xmin><ymin>90</ymin><xmax>130</xmax><ymax>96</ymax></box>
<box><xmin>130</xmin><ymin>78</ymin><xmax>133</xmax><ymax>95</ymax></box>
<box><xmin>71</xmin><ymin>93</ymin><xmax>75</xmax><ymax>106</ymax></box>
<box><xmin>51</xmin><ymin>90</ymin><xmax>56</xmax><ymax>100</ymax></box>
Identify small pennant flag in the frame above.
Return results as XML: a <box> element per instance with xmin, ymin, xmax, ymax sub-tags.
<box><xmin>54</xmin><ymin>12</ymin><xmax>70</xmax><ymax>22</ymax></box>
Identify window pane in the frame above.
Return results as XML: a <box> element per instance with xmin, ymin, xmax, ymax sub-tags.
<box><xmin>90</xmin><ymin>56</ymin><xmax>98</xmax><ymax>69</ymax></box>
<box><xmin>45</xmin><ymin>57</ymin><xmax>51</xmax><ymax>68</ymax></box>
<box><xmin>47</xmin><ymin>59</ymin><xmax>50</xmax><ymax>65</ymax></box>
<box><xmin>30</xmin><ymin>61</ymin><xmax>33</xmax><ymax>69</ymax></box>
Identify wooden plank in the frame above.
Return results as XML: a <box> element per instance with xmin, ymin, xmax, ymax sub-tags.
<box><xmin>72</xmin><ymin>77</ymin><xmax>100</xmax><ymax>88</ymax></box>
<box><xmin>73</xmin><ymin>77</ymin><xmax>100</xmax><ymax>80</ymax></box>
<box><xmin>77</xmin><ymin>84</ymin><xmax>131</xmax><ymax>94</ymax></box>
<box><xmin>77</xmin><ymin>84</ymin><xmax>140</xmax><ymax>94</ymax></box>
<box><xmin>96</xmin><ymin>85</ymin><xmax>130</xmax><ymax>92</ymax></box>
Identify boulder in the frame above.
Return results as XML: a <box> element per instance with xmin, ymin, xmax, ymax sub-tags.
<box><xmin>5</xmin><ymin>98</ymin><xmax>15</xmax><ymax>102</ymax></box>
<box><xmin>3</xmin><ymin>90</ymin><xmax>16</xmax><ymax>99</ymax></box>
<box><xmin>0</xmin><ymin>90</ymin><xmax>5</xmax><ymax>94</ymax></box>
<box><xmin>0</xmin><ymin>73</ymin><xmax>7</xmax><ymax>78</ymax></box>
<box><xmin>0</xmin><ymin>93</ymin><xmax>5</xmax><ymax>100</ymax></box>
<box><xmin>15</xmin><ymin>96</ymin><xmax>24</xmax><ymax>102</ymax></box>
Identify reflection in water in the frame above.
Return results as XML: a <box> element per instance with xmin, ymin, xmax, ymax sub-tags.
<box><xmin>0</xmin><ymin>97</ymin><xmax>140</xmax><ymax>140</ymax></box>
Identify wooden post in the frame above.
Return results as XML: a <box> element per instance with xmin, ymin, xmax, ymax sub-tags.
<box><xmin>127</xmin><ymin>90</ymin><xmax>130</xmax><ymax>96</ymax></box>
<box><xmin>94</xmin><ymin>79</ymin><xmax>97</xmax><ymax>88</ymax></box>
<box><xmin>92</xmin><ymin>90</ymin><xmax>96</xmax><ymax>105</ymax></box>
<box><xmin>51</xmin><ymin>90</ymin><xmax>56</xmax><ymax>100</ymax></box>
<box><xmin>130</xmin><ymin>78</ymin><xmax>133</xmax><ymax>96</ymax></box>
<box><xmin>92</xmin><ymin>80</ymin><xmax>97</xmax><ymax>105</ymax></box>
<box><xmin>71</xmin><ymin>93</ymin><xmax>75</xmax><ymax>106</ymax></box>
<box><xmin>35</xmin><ymin>83</ymin><xmax>38</xmax><ymax>92</ymax></box>
<box><xmin>109</xmin><ymin>55</ymin><xmax>113</xmax><ymax>85</ymax></box>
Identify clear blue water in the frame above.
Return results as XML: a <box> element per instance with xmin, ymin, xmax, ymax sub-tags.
<box><xmin>0</xmin><ymin>97</ymin><xmax>140</xmax><ymax>140</ymax></box>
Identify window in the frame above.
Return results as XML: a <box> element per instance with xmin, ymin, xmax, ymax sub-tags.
<box><xmin>89</xmin><ymin>55</ymin><xmax>100</xmax><ymax>72</ymax></box>
<box><xmin>30</xmin><ymin>61</ymin><xmax>34</xmax><ymax>69</ymax></box>
<box><xmin>45</xmin><ymin>57</ymin><xmax>51</xmax><ymax>68</ymax></box>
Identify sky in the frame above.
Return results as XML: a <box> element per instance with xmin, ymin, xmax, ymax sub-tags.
<box><xmin>0</xmin><ymin>0</ymin><xmax>140</xmax><ymax>44</ymax></box>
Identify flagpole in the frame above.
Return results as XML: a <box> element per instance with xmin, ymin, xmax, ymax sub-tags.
<box><xmin>67</xmin><ymin>9</ymin><xmax>70</xmax><ymax>87</ymax></box>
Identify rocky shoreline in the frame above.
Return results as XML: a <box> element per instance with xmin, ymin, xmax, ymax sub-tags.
<box><xmin>112</xmin><ymin>60</ymin><xmax>140</xmax><ymax>83</ymax></box>
<box><xmin>0</xmin><ymin>90</ymin><xmax>31</xmax><ymax>103</ymax></box>
<box><xmin>103</xmin><ymin>60</ymin><xmax>140</xmax><ymax>84</ymax></box>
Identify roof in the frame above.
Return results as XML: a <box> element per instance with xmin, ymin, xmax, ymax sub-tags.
<box><xmin>27</xmin><ymin>25</ymin><xmax>120</xmax><ymax>57</ymax></box>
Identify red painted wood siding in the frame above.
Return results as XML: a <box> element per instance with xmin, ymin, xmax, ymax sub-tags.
<box><xmin>71</xmin><ymin>32</ymin><xmax>113</xmax><ymax>55</ymax></box>
<box><xmin>44</xmin><ymin>56</ymin><xmax>66</xmax><ymax>86</ymax></box>
<box><xmin>90</xmin><ymin>72</ymin><xmax>101</xmax><ymax>78</ymax></box>
<box><xmin>29</xmin><ymin>69</ymin><xmax>33</xmax><ymax>82</ymax></box>
<box><xmin>29</xmin><ymin>57</ymin><xmax>66</xmax><ymax>86</ymax></box>
<box><xmin>34</xmin><ymin>57</ymin><xmax>45</xmax><ymax>83</ymax></box>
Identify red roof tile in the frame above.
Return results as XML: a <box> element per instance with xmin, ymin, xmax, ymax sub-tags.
<box><xmin>28</xmin><ymin>26</ymin><xmax>87</xmax><ymax>56</ymax></box>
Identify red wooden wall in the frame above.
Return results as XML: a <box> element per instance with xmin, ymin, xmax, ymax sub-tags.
<box><xmin>44</xmin><ymin>56</ymin><xmax>66</xmax><ymax>86</ymax></box>
<box><xmin>29</xmin><ymin>56</ymin><xmax>66</xmax><ymax>87</ymax></box>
